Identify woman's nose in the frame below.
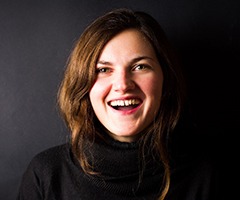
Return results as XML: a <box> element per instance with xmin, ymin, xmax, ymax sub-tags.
<box><xmin>112</xmin><ymin>71</ymin><xmax>135</xmax><ymax>93</ymax></box>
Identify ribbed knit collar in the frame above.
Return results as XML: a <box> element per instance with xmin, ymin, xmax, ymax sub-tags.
<box><xmin>69</xmin><ymin>132</ymin><xmax>164</xmax><ymax>197</ymax></box>
<box><xmin>89</xmin><ymin>133</ymin><xmax>163</xmax><ymax>196</ymax></box>
<box><xmin>85</xmin><ymin>132</ymin><xmax>164</xmax><ymax>179</ymax></box>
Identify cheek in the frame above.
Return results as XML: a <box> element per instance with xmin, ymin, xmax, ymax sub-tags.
<box><xmin>89</xmin><ymin>80</ymin><xmax>109</xmax><ymax>105</ymax></box>
<box><xmin>145</xmin><ymin>78</ymin><xmax>163</xmax><ymax>118</ymax></box>
<box><xmin>153</xmin><ymin>79</ymin><xmax>163</xmax><ymax>99</ymax></box>
<box><xmin>140</xmin><ymin>76</ymin><xmax>163</xmax><ymax>101</ymax></box>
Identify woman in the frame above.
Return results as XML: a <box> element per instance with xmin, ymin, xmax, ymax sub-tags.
<box><xmin>17</xmin><ymin>8</ymin><xmax>220</xmax><ymax>200</ymax></box>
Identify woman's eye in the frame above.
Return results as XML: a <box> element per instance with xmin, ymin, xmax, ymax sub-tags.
<box><xmin>134</xmin><ymin>64</ymin><xmax>147</xmax><ymax>71</ymax></box>
<box><xmin>96</xmin><ymin>68</ymin><xmax>110</xmax><ymax>73</ymax></box>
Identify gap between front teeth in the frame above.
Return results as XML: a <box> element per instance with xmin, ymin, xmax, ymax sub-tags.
<box><xmin>110</xmin><ymin>99</ymin><xmax>140</xmax><ymax>106</ymax></box>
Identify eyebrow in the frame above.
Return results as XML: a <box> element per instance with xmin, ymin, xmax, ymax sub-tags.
<box><xmin>97</xmin><ymin>56</ymin><xmax>155</xmax><ymax>66</ymax></box>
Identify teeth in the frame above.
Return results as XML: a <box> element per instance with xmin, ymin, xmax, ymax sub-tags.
<box><xmin>110</xmin><ymin>99</ymin><xmax>140</xmax><ymax>107</ymax></box>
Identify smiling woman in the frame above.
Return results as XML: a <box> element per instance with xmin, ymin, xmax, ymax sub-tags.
<box><xmin>17</xmin><ymin>8</ymin><xmax>222</xmax><ymax>200</ymax></box>
<box><xmin>90</xmin><ymin>29</ymin><xmax>164</xmax><ymax>142</ymax></box>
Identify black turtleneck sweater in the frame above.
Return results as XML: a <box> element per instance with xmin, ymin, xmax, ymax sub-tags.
<box><xmin>17</xmin><ymin>131</ymin><xmax>224</xmax><ymax>200</ymax></box>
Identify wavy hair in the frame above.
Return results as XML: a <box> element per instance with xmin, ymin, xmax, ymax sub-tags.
<box><xmin>58</xmin><ymin>8</ymin><xmax>186</xmax><ymax>200</ymax></box>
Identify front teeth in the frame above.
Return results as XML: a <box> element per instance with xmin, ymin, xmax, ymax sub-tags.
<box><xmin>110</xmin><ymin>99</ymin><xmax>140</xmax><ymax>107</ymax></box>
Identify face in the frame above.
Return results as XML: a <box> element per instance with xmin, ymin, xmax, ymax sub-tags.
<box><xmin>89</xmin><ymin>29</ymin><xmax>163</xmax><ymax>142</ymax></box>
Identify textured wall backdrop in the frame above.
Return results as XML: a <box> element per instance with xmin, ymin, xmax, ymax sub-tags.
<box><xmin>0</xmin><ymin>0</ymin><xmax>239</xmax><ymax>199</ymax></box>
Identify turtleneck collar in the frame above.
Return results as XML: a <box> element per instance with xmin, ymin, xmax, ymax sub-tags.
<box><xmin>83</xmin><ymin>131</ymin><xmax>163</xmax><ymax>179</ymax></box>
<box><xmin>69</xmin><ymin>131</ymin><xmax>164</xmax><ymax>197</ymax></box>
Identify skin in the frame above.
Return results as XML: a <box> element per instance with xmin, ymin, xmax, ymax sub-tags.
<box><xmin>89</xmin><ymin>29</ymin><xmax>164</xmax><ymax>142</ymax></box>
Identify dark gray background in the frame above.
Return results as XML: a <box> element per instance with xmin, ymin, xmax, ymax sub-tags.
<box><xmin>1</xmin><ymin>0</ymin><xmax>239</xmax><ymax>199</ymax></box>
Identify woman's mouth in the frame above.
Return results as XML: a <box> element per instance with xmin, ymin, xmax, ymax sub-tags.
<box><xmin>108</xmin><ymin>99</ymin><xmax>141</xmax><ymax>110</ymax></box>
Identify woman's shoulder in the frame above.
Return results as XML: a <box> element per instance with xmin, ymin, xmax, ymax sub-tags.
<box><xmin>18</xmin><ymin>143</ymin><xmax>77</xmax><ymax>199</ymax></box>
<box><xmin>34</xmin><ymin>143</ymin><xmax>69</xmax><ymax>158</ymax></box>
<box><xmin>27</xmin><ymin>143</ymin><xmax>71</xmax><ymax>173</ymax></box>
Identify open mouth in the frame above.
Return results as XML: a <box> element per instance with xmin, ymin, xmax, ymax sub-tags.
<box><xmin>108</xmin><ymin>99</ymin><xmax>141</xmax><ymax>110</ymax></box>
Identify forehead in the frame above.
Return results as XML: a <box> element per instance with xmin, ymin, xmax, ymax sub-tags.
<box><xmin>99</xmin><ymin>29</ymin><xmax>156</xmax><ymax>61</ymax></box>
